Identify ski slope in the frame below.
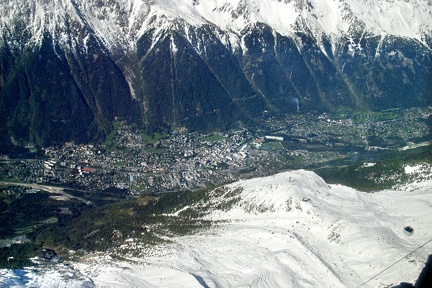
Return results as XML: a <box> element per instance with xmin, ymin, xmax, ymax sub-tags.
<box><xmin>1</xmin><ymin>170</ymin><xmax>431</xmax><ymax>287</ymax></box>
<box><xmin>70</xmin><ymin>170</ymin><xmax>432</xmax><ymax>288</ymax></box>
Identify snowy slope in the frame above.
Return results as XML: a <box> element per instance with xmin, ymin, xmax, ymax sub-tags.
<box><xmin>1</xmin><ymin>0</ymin><xmax>431</xmax><ymax>51</ymax></box>
<box><xmin>0</xmin><ymin>263</ymin><xmax>94</xmax><ymax>288</ymax></box>
<box><xmin>1</xmin><ymin>170</ymin><xmax>431</xmax><ymax>287</ymax></box>
<box><xmin>68</xmin><ymin>170</ymin><xmax>431</xmax><ymax>288</ymax></box>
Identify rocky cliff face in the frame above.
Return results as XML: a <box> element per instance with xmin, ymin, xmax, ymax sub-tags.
<box><xmin>0</xmin><ymin>0</ymin><xmax>431</xmax><ymax>151</ymax></box>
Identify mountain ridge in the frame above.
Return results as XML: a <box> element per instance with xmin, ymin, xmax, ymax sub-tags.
<box><xmin>0</xmin><ymin>0</ymin><xmax>431</xmax><ymax>151</ymax></box>
<box><xmin>2</xmin><ymin>0</ymin><xmax>430</xmax><ymax>52</ymax></box>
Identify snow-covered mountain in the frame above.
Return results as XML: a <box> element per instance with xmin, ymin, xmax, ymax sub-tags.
<box><xmin>2</xmin><ymin>169</ymin><xmax>431</xmax><ymax>287</ymax></box>
<box><xmin>0</xmin><ymin>0</ymin><xmax>431</xmax><ymax>150</ymax></box>
<box><xmin>1</xmin><ymin>0</ymin><xmax>431</xmax><ymax>51</ymax></box>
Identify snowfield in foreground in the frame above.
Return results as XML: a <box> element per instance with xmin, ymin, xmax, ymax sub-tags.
<box><xmin>2</xmin><ymin>170</ymin><xmax>432</xmax><ymax>288</ymax></box>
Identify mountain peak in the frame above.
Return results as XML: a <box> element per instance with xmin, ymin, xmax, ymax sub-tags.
<box><xmin>1</xmin><ymin>0</ymin><xmax>431</xmax><ymax>52</ymax></box>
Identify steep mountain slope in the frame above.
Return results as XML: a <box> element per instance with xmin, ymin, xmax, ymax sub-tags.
<box><xmin>0</xmin><ymin>0</ymin><xmax>431</xmax><ymax>151</ymax></box>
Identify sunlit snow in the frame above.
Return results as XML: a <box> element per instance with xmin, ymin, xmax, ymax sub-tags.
<box><xmin>3</xmin><ymin>170</ymin><xmax>430</xmax><ymax>287</ymax></box>
<box><xmin>77</xmin><ymin>170</ymin><xmax>432</xmax><ymax>288</ymax></box>
<box><xmin>1</xmin><ymin>0</ymin><xmax>431</xmax><ymax>52</ymax></box>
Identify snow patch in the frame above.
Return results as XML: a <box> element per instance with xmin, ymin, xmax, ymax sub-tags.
<box><xmin>362</xmin><ymin>162</ymin><xmax>376</xmax><ymax>168</ymax></box>
<box><xmin>169</xmin><ymin>35</ymin><xmax>178</xmax><ymax>54</ymax></box>
<box><xmin>405</xmin><ymin>164</ymin><xmax>423</xmax><ymax>175</ymax></box>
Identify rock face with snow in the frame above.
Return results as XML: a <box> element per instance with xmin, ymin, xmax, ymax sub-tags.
<box><xmin>1</xmin><ymin>0</ymin><xmax>431</xmax><ymax>150</ymax></box>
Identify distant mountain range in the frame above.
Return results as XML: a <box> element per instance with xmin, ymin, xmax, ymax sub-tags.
<box><xmin>1</xmin><ymin>0</ymin><xmax>431</xmax><ymax>151</ymax></box>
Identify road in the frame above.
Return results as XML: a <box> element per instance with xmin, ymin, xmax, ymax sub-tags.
<box><xmin>0</xmin><ymin>181</ymin><xmax>93</xmax><ymax>205</ymax></box>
